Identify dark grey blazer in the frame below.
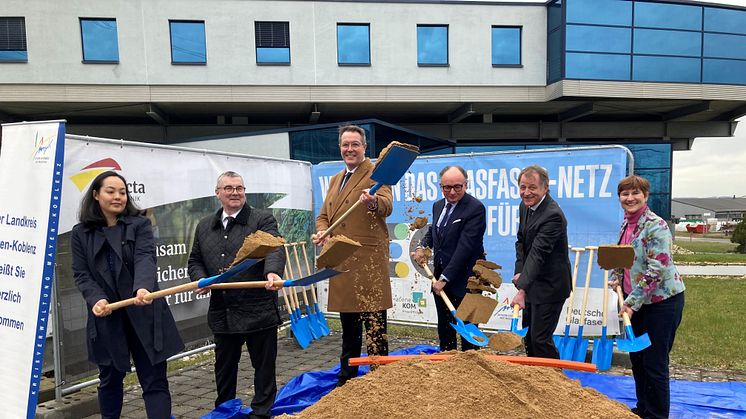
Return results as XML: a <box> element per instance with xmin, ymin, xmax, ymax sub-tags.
<box><xmin>514</xmin><ymin>194</ymin><xmax>572</xmax><ymax>304</ymax></box>
<box><xmin>188</xmin><ymin>204</ymin><xmax>285</xmax><ymax>334</ymax></box>
<box><xmin>71</xmin><ymin>216</ymin><xmax>184</xmax><ymax>372</ymax></box>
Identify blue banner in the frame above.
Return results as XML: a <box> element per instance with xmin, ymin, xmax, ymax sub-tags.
<box><xmin>312</xmin><ymin>146</ymin><xmax>629</xmax><ymax>332</ymax></box>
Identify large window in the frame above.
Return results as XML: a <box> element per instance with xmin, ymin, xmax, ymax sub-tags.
<box><xmin>0</xmin><ymin>17</ymin><xmax>27</xmax><ymax>62</ymax></box>
<box><xmin>80</xmin><ymin>18</ymin><xmax>119</xmax><ymax>62</ymax></box>
<box><xmin>255</xmin><ymin>21</ymin><xmax>290</xmax><ymax>65</ymax></box>
<box><xmin>491</xmin><ymin>26</ymin><xmax>521</xmax><ymax>66</ymax></box>
<box><xmin>417</xmin><ymin>25</ymin><xmax>448</xmax><ymax>66</ymax></box>
<box><xmin>169</xmin><ymin>20</ymin><xmax>206</xmax><ymax>64</ymax></box>
<box><xmin>555</xmin><ymin>0</ymin><xmax>746</xmax><ymax>85</ymax></box>
<box><xmin>337</xmin><ymin>23</ymin><xmax>370</xmax><ymax>65</ymax></box>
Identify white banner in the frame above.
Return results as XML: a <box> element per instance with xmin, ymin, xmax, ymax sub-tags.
<box><xmin>0</xmin><ymin>121</ymin><xmax>65</xmax><ymax>419</ymax></box>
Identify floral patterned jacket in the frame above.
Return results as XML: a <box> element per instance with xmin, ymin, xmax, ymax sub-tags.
<box><xmin>611</xmin><ymin>208</ymin><xmax>685</xmax><ymax>311</ymax></box>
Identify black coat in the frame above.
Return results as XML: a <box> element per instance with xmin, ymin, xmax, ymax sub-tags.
<box><xmin>71</xmin><ymin>216</ymin><xmax>184</xmax><ymax>372</ymax></box>
<box><xmin>514</xmin><ymin>194</ymin><xmax>572</xmax><ymax>304</ymax></box>
<box><xmin>187</xmin><ymin>204</ymin><xmax>285</xmax><ymax>334</ymax></box>
<box><xmin>420</xmin><ymin>193</ymin><xmax>486</xmax><ymax>298</ymax></box>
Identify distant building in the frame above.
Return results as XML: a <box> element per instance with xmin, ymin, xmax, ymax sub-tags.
<box><xmin>672</xmin><ymin>197</ymin><xmax>746</xmax><ymax>222</ymax></box>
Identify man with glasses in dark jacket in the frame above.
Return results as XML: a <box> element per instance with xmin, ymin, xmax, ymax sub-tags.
<box><xmin>188</xmin><ymin>171</ymin><xmax>284</xmax><ymax>418</ymax></box>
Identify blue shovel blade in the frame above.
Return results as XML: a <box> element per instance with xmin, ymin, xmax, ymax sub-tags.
<box><xmin>197</xmin><ymin>258</ymin><xmax>260</xmax><ymax>288</ymax></box>
<box><xmin>616</xmin><ymin>325</ymin><xmax>651</xmax><ymax>353</ymax></box>
<box><xmin>510</xmin><ymin>318</ymin><xmax>528</xmax><ymax>337</ymax></box>
<box><xmin>370</xmin><ymin>144</ymin><xmax>419</xmax><ymax>186</ymax></box>
<box><xmin>304</xmin><ymin>305</ymin><xmax>323</xmax><ymax>339</ymax></box>
<box><xmin>285</xmin><ymin>269</ymin><xmax>342</xmax><ymax>287</ymax></box>
<box><xmin>290</xmin><ymin>322</ymin><xmax>311</xmax><ymax>349</ymax></box>
<box><xmin>450</xmin><ymin>310</ymin><xmax>489</xmax><ymax>347</ymax></box>
<box><xmin>572</xmin><ymin>327</ymin><xmax>589</xmax><ymax>363</ymax></box>
<box><xmin>559</xmin><ymin>336</ymin><xmax>576</xmax><ymax>361</ymax></box>
<box><xmin>313</xmin><ymin>303</ymin><xmax>331</xmax><ymax>336</ymax></box>
<box><xmin>592</xmin><ymin>335</ymin><xmax>614</xmax><ymax>371</ymax></box>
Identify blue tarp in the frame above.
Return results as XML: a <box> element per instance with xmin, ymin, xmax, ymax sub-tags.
<box><xmin>203</xmin><ymin>345</ymin><xmax>746</xmax><ymax>418</ymax></box>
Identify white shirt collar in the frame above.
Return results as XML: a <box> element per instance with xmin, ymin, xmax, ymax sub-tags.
<box><xmin>530</xmin><ymin>194</ymin><xmax>547</xmax><ymax>212</ymax></box>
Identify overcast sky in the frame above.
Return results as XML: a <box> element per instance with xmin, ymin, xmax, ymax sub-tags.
<box><xmin>672</xmin><ymin>117</ymin><xmax>746</xmax><ymax>198</ymax></box>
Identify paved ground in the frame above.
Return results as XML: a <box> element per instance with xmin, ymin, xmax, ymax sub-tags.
<box><xmin>36</xmin><ymin>330</ymin><xmax>746</xmax><ymax>419</ymax></box>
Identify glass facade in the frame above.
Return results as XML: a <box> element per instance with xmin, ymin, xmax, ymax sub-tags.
<box><xmin>169</xmin><ymin>20</ymin><xmax>206</xmax><ymax>64</ymax></box>
<box><xmin>549</xmin><ymin>0</ymin><xmax>746</xmax><ymax>86</ymax></box>
<box><xmin>80</xmin><ymin>18</ymin><xmax>119</xmax><ymax>62</ymax></box>
<box><xmin>417</xmin><ymin>25</ymin><xmax>448</xmax><ymax>66</ymax></box>
<box><xmin>288</xmin><ymin>122</ymin><xmax>453</xmax><ymax>165</ymax></box>
<box><xmin>491</xmin><ymin>26</ymin><xmax>521</xmax><ymax>66</ymax></box>
<box><xmin>337</xmin><ymin>23</ymin><xmax>370</xmax><ymax>65</ymax></box>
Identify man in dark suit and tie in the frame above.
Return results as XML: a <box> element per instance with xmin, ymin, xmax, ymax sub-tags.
<box><xmin>511</xmin><ymin>165</ymin><xmax>572</xmax><ymax>359</ymax></box>
<box><xmin>413</xmin><ymin>166</ymin><xmax>486</xmax><ymax>351</ymax></box>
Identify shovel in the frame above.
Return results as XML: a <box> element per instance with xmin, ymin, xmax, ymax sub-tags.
<box><xmin>285</xmin><ymin>264</ymin><xmax>315</xmax><ymax>344</ymax></box>
<box><xmin>280</xmin><ymin>287</ymin><xmax>311</xmax><ymax>349</ymax></box>
<box><xmin>287</xmin><ymin>244</ymin><xmax>324</xmax><ymax>340</ymax></box>
<box><xmin>591</xmin><ymin>270</ymin><xmax>613</xmax><ymax>371</ymax></box>
<box><xmin>509</xmin><ymin>304</ymin><xmax>529</xmax><ymax>337</ymax></box>
<box><xmin>103</xmin><ymin>257</ymin><xmax>260</xmax><ymax>312</ymax></box>
<box><xmin>614</xmin><ymin>286</ymin><xmax>651</xmax><ymax>353</ymax></box>
<box><xmin>570</xmin><ymin>246</ymin><xmax>597</xmax><ymax>362</ymax></box>
<box><xmin>421</xmin><ymin>262</ymin><xmax>488</xmax><ymax>347</ymax></box>
<box><xmin>554</xmin><ymin>247</ymin><xmax>585</xmax><ymax>351</ymax></box>
<box><xmin>206</xmin><ymin>267</ymin><xmax>342</xmax><ymax>290</ymax></box>
<box><xmin>317</xmin><ymin>142</ymin><xmax>419</xmax><ymax>241</ymax></box>
<box><xmin>300</xmin><ymin>241</ymin><xmax>331</xmax><ymax>336</ymax></box>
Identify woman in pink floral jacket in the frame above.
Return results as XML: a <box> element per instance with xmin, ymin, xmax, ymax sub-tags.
<box><xmin>611</xmin><ymin>175</ymin><xmax>685</xmax><ymax>419</ymax></box>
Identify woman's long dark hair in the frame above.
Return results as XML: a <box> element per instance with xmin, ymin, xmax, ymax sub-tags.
<box><xmin>78</xmin><ymin>171</ymin><xmax>141</xmax><ymax>227</ymax></box>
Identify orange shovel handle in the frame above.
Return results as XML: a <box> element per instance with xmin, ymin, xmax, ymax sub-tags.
<box><xmin>348</xmin><ymin>354</ymin><xmax>597</xmax><ymax>372</ymax></box>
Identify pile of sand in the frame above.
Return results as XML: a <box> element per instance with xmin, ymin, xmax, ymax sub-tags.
<box><xmin>278</xmin><ymin>351</ymin><xmax>636</xmax><ymax>419</ymax></box>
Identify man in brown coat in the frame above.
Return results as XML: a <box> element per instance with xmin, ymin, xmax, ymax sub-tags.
<box><xmin>312</xmin><ymin>124</ymin><xmax>393</xmax><ymax>387</ymax></box>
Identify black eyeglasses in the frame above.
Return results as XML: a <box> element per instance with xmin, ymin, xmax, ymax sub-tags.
<box><xmin>440</xmin><ymin>184</ymin><xmax>465</xmax><ymax>192</ymax></box>
<box><xmin>221</xmin><ymin>186</ymin><xmax>245</xmax><ymax>193</ymax></box>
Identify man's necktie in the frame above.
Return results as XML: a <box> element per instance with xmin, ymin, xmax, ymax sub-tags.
<box><xmin>225</xmin><ymin>216</ymin><xmax>235</xmax><ymax>230</ymax></box>
<box><xmin>526</xmin><ymin>208</ymin><xmax>534</xmax><ymax>223</ymax></box>
<box><xmin>438</xmin><ymin>203</ymin><xmax>454</xmax><ymax>231</ymax></box>
<box><xmin>339</xmin><ymin>171</ymin><xmax>353</xmax><ymax>193</ymax></box>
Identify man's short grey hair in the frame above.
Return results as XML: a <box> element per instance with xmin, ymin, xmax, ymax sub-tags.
<box><xmin>519</xmin><ymin>165</ymin><xmax>549</xmax><ymax>188</ymax></box>
<box><xmin>338</xmin><ymin>125</ymin><xmax>367</xmax><ymax>146</ymax></box>
<box><xmin>439</xmin><ymin>165</ymin><xmax>468</xmax><ymax>179</ymax></box>
<box><xmin>216</xmin><ymin>171</ymin><xmax>243</xmax><ymax>188</ymax></box>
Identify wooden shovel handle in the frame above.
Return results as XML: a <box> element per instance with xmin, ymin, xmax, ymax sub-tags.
<box><xmin>421</xmin><ymin>263</ymin><xmax>456</xmax><ymax>312</ymax></box>
<box><xmin>317</xmin><ymin>200</ymin><xmax>363</xmax><ymax>240</ymax></box>
<box><xmin>106</xmin><ymin>281</ymin><xmax>198</xmax><ymax>311</ymax></box>
<box><xmin>565</xmin><ymin>247</ymin><xmax>586</xmax><ymax>323</ymax></box>
<box><xmin>299</xmin><ymin>241</ymin><xmax>320</xmax><ymax>305</ymax></box>
<box><xmin>601</xmin><ymin>270</ymin><xmax>609</xmax><ymax>327</ymax></box>
<box><xmin>348</xmin><ymin>354</ymin><xmax>597</xmax><ymax>372</ymax></box>
<box><xmin>615</xmin><ymin>285</ymin><xmax>632</xmax><ymax>327</ymax></box>
<box><xmin>578</xmin><ymin>246</ymin><xmax>596</xmax><ymax>325</ymax></box>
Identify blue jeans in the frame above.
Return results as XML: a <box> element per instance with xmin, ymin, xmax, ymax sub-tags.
<box><xmin>629</xmin><ymin>292</ymin><xmax>685</xmax><ymax>419</ymax></box>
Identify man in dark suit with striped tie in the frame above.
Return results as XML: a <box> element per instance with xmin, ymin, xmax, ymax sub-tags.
<box><xmin>413</xmin><ymin>165</ymin><xmax>486</xmax><ymax>351</ymax></box>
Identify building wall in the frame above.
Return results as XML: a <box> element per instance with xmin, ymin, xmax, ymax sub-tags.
<box><xmin>1</xmin><ymin>0</ymin><xmax>546</xmax><ymax>86</ymax></box>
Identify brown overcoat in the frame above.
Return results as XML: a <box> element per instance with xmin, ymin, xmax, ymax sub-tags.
<box><xmin>316</xmin><ymin>158</ymin><xmax>394</xmax><ymax>313</ymax></box>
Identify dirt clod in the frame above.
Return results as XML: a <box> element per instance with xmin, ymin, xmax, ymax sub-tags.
<box><xmin>488</xmin><ymin>332</ymin><xmax>524</xmax><ymax>352</ymax></box>
<box><xmin>316</xmin><ymin>235</ymin><xmax>362</xmax><ymax>269</ymax></box>
<box><xmin>231</xmin><ymin>230</ymin><xmax>285</xmax><ymax>266</ymax></box>
<box><xmin>409</xmin><ymin>216</ymin><xmax>429</xmax><ymax>231</ymax></box>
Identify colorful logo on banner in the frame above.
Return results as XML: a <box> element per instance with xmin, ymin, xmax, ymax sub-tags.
<box><xmin>69</xmin><ymin>158</ymin><xmax>122</xmax><ymax>191</ymax></box>
<box><xmin>31</xmin><ymin>132</ymin><xmax>55</xmax><ymax>163</ymax></box>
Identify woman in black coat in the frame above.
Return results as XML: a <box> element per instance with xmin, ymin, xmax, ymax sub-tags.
<box><xmin>71</xmin><ymin>171</ymin><xmax>184</xmax><ymax>419</ymax></box>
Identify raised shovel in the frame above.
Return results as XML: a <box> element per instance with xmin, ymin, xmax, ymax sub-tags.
<box><xmin>316</xmin><ymin>141</ymin><xmax>419</xmax><ymax>241</ymax></box>
<box><xmin>591</xmin><ymin>269</ymin><xmax>614</xmax><ymax>371</ymax></box>
<box><xmin>421</xmin><ymin>262</ymin><xmax>488</xmax><ymax>347</ymax></box>
<box><xmin>103</xmin><ymin>257</ymin><xmax>260</xmax><ymax>312</ymax></box>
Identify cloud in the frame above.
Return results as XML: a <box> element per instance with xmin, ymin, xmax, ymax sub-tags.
<box><xmin>673</xmin><ymin>117</ymin><xmax>746</xmax><ymax>197</ymax></box>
